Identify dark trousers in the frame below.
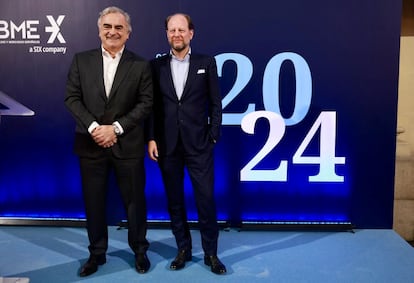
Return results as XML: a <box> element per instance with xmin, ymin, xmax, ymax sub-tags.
<box><xmin>79</xmin><ymin>153</ymin><xmax>149</xmax><ymax>257</ymax></box>
<box><xmin>158</xmin><ymin>139</ymin><xmax>219</xmax><ymax>256</ymax></box>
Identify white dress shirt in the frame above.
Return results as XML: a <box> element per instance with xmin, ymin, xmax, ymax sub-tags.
<box><xmin>170</xmin><ymin>49</ymin><xmax>190</xmax><ymax>100</ymax></box>
<box><xmin>87</xmin><ymin>46</ymin><xmax>124</xmax><ymax>134</ymax></box>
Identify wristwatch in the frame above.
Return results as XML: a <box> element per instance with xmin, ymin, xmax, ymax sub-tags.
<box><xmin>113</xmin><ymin>124</ymin><xmax>121</xmax><ymax>135</ymax></box>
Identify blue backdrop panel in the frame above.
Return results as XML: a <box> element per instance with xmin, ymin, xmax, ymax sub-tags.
<box><xmin>0</xmin><ymin>0</ymin><xmax>401</xmax><ymax>228</ymax></box>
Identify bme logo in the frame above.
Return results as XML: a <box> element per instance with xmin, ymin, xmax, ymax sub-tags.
<box><xmin>0</xmin><ymin>15</ymin><xmax>66</xmax><ymax>44</ymax></box>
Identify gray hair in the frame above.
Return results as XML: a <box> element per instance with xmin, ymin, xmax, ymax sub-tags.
<box><xmin>97</xmin><ymin>6</ymin><xmax>132</xmax><ymax>33</ymax></box>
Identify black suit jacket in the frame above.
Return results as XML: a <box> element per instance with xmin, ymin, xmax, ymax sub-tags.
<box><xmin>65</xmin><ymin>48</ymin><xmax>153</xmax><ymax>158</ymax></box>
<box><xmin>148</xmin><ymin>53</ymin><xmax>222</xmax><ymax>156</ymax></box>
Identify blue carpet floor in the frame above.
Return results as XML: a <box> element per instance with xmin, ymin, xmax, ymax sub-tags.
<box><xmin>1</xmin><ymin>226</ymin><xmax>414</xmax><ymax>283</ymax></box>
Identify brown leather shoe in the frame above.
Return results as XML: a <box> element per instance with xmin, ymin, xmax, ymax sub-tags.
<box><xmin>170</xmin><ymin>249</ymin><xmax>192</xmax><ymax>270</ymax></box>
<box><xmin>204</xmin><ymin>255</ymin><xmax>226</xmax><ymax>274</ymax></box>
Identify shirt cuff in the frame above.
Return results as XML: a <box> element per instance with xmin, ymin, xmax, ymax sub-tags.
<box><xmin>88</xmin><ymin>121</ymin><xmax>100</xmax><ymax>134</ymax></box>
<box><xmin>112</xmin><ymin>121</ymin><xmax>124</xmax><ymax>135</ymax></box>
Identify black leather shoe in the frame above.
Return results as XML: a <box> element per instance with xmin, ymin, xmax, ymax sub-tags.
<box><xmin>135</xmin><ymin>253</ymin><xmax>150</xmax><ymax>274</ymax></box>
<box><xmin>170</xmin><ymin>249</ymin><xmax>192</xmax><ymax>270</ymax></box>
<box><xmin>204</xmin><ymin>255</ymin><xmax>226</xmax><ymax>275</ymax></box>
<box><xmin>79</xmin><ymin>255</ymin><xmax>106</xmax><ymax>277</ymax></box>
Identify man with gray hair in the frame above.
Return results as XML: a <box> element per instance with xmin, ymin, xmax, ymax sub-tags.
<box><xmin>65</xmin><ymin>6</ymin><xmax>153</xmax><ymax>277</ymax></box>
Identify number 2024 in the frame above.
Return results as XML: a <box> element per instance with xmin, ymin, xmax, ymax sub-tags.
<box><xmin>215</xmin><ymin>52</ymin><xmax>345</xmax><ymax>183</ymax></box>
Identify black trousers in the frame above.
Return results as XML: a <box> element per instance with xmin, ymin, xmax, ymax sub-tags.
<box><xmin>158</xmin><ymin>139</ymin><xmax>219</xmax><ymax>256</ymax></box>
<box><xmin>79</xmin><ymin>152</ymin><xmax>149</xmax><ymax>256</ymax></box>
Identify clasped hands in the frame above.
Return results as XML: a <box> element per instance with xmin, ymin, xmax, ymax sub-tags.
<box><xmin>92</xmin><ymin>125</ymin><xmax>117</xmax><ymax>148</ymax></box>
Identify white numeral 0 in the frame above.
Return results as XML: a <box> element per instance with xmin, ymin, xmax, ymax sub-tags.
<box><xmin>263</xmin><ymin>52</ymin><xmax>312</xmax><ymax>126</ymax></box>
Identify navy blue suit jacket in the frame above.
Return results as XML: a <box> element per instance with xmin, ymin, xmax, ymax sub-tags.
<box><xmin>148</xmin><ymin>53</ymin><xmax>222</xmax><ymax>156</ymax></box>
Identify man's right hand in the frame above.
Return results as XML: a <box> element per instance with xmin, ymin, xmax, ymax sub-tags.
<box><xmin>148</xmin><ymin>140</ymin><xmax>159</xmax><ymax>161</ymax></box>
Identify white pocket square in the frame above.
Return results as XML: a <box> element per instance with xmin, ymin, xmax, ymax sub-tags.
<box><xmin>197</xmin><ymin>69</ymin><xmax>206</xmax><ymax>74</ymax></box>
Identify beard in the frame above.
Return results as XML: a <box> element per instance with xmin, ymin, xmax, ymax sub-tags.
<box><xmin>171</xmin><ymin>41</ymin><xmax>188</xmax><ymax>53</ymax></box>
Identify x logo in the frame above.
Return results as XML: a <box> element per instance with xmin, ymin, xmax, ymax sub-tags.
<box><xmin>45</xmin><ymin>15</ymin><xmax>66</xmax><ymax>44</ymax></box>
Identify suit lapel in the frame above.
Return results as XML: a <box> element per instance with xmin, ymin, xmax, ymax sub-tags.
<box><xmin>180</xmin><ymin>55</ymin><xmax>197</xmax><ymax>100</ymax></box>
<box><xmin>161</xmin><ymin>56</ymin><xmax>179</xmax><ymax>101</ymax></box>
<box><xmin>108</xmin><ymin>50</ymin><xmax>133</xmax><ymax>99</ymax></box>
<box><xmin>90</xmin><ymin>50</ymin><xmax>106</xmax><ymax>101</ymax></box>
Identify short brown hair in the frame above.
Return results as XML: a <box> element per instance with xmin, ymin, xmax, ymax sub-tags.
<box><xmin>165</xmin><ymin>13</ymin><xmax>194</xmax><ymax>31</ymax></box>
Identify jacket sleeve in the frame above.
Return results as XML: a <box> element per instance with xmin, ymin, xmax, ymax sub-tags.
<box><xmin>207</xmin><ymin>56</ymin><xmax>222</xmax><ymax>141</ymax></box>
